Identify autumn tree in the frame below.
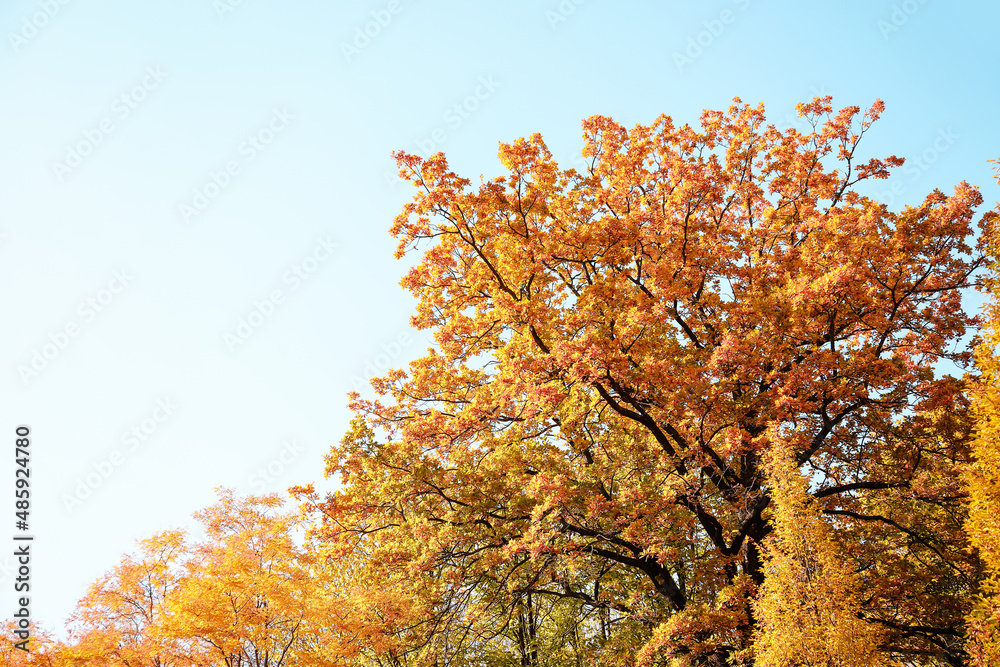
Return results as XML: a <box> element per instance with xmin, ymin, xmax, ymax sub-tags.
<box><xmin>752</xmin><ymin>434</ymin><xmax>888</xmax><ymax>667</ymax></box>
<box><xmin>306</xmin><ymin>97</ymin><xmax>990</xmax><ymax>665</ymax></box>
<box><xmin>1</xmin><ymin>622</ymin><xmax>65</xmax><ymax>667</ymax></box>
<box><xmin>65</xmin><ymin>530</ymin><xmax>191</xmax><ymax>666</ymax></box>
<box><xmin>65</xmin><ymin>490</ymin><xmax>355</xmax><ymax>667</ymax></box>
<box><xmin>964</xmin><ymin>158</ymin><xmax>1000</xmax><ymax>667</ymax></box>
<box><xmin>158</xmin><ymin>490</ymin><xmax>333</xmax><ymax>667</ymax></box>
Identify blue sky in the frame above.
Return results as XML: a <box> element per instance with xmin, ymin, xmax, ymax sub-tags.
<box><xmin>1</xmin><ymin>0</ymin><xmax>997</xmax><ymax>633</ymax></box>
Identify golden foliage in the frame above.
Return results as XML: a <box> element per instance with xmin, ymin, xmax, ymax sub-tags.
<box><xmin>964</xmin><ymin>158</ymin><xmax>1000</xmax><ymax>667</ymax></box>
<box><xmin>753</xmin><ymin>437</ymin><xmax>890</xmax><ymax>667</ymax></box>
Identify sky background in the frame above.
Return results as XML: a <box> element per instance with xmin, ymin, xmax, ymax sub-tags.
<box><xmin>1</xmin><ymin>0</ymin><xmax>998</xmax><ymax>635</ymax></box>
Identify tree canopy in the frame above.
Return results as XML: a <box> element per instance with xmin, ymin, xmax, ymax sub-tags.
<box><xmin>301</xmin><ymin>96</ymin><xmax>993</xmax><ymax>665</ymax></box>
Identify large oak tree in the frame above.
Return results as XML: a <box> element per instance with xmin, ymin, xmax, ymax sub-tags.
<box><xmin>304</xmin><ymin>97</ymin><xmax>992</xmax><ymax>666</ymax></box>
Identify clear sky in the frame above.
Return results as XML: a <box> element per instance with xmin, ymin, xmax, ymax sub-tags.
<box><xmin>1</xmin><ymin>0</ymin><xmax>998</xmax><ymax>634</ymax></box>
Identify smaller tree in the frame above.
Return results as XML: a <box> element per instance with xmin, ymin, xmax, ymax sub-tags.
<box><xmin>0</xmin><ymin>622</ymin><xmax>64</xmax><ymax>667</ymax></box>
<box><xmin>65</xmin><ymin>530</ymin><xmax>190</xmax><ymax>666</ymax></box>
<box><xmin>65</xmin><ymin>489</ymin><xmax>356</xmax><ymax>667</ymax></box>
<box><xmin>161</xmin><ymin>489</ymin><xmax>334</xmax><ymax>667</ymax></box>
<box><xmin>753</xmin><ymin>432</ymin><xmax>890</xmax><ymax>667</ymax></box>
<box><xmin>965</xmin><ymin>158</ymin><xmax>1000</xmax><ymax>667</ymax></box>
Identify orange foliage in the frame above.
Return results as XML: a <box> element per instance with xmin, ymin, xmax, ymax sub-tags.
<box><xmin>309</xmin><ymin>97</ymin><xmax>991</xmax><ymax>664</ymax></box>
<box><xmin>0</xmin><ymin>622</ymin><xmax>64</xmax><ymax>666</ymax></box>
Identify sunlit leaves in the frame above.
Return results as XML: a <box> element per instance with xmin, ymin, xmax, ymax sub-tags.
<box><xmin>964</xmin><ymin>158</ymin><xmax>1000</xmax><ymax>667</ymax></box>
<box><xmin>321</xmin><ymin>98</ymin><xmax>991</xmax><ymax>665</ymax></box>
